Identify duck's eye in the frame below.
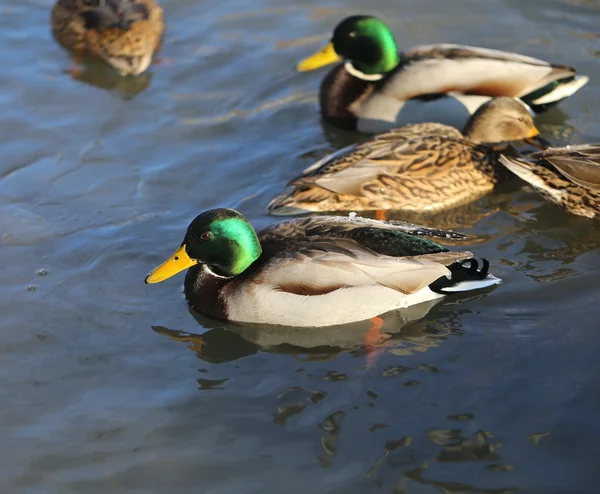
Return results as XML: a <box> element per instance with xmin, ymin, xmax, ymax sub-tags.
<box><xmin>517</xmin><ymin>116</ymin><xmax>526</xmax><ymax>122</ymax></box>
<box><xmin>200</xmin><ymin>231</ymin><xmax>213</xmax><ymax>241</ymax></box>
<box><xmin>348</xmin><ymin>31</ymin><xmax>356</xmax><ymax>38</ymax></box>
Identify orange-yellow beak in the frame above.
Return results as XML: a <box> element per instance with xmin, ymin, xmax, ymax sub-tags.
<box><xmin>524</xmin><ymin>127</ymin><xmax>552</xmax><ymax>150</ymax></box>
<box><xmin>528</xmin><ymin>126</ymin><xmax>540</xmax><ymax>138</ymax></box>
<box><xmin>297</xmin><ymin>42</ymin><xmax>341</xmax><ymax>72</ymax></box>
<box><xmin>145</xmin><ymin>245</ymin><xmax>197</xmax><ymax>284</ymax></box>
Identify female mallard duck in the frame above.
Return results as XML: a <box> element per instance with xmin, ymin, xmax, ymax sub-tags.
<box><xmin>499</xmin><ymin>145</ymin><xmax>600</xmax><ymax>219</ymax></box>
<box><xmin>145</xmin><ymin>208</ymin><xmax>500</xmax><ymax>327</ymax></box>
<box><xmin>51</xmin><ymin>0</ymin><xmax>164</xmax><ymax>76</ymax></box>
<box><xmin>298</xmin><ymin>15</ymin><xmax>588</xmax><ymax>133</ymax></box>
<box><xmin>268</xmin><ymin>97</ymin><xmax>543</xmax><ymax>216</ymax></box>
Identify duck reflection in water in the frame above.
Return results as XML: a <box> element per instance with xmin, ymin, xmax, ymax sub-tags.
<box><xmin>67</xmin><ymin>59</ymin><xmax>153</xmax><ymax>97</ymax></box>
<box><xmin>152</xmin><ymin>292</ymin><xmax>490</xmax><ymax>367</ymax></box>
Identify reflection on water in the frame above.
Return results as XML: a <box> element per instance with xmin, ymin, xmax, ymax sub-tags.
<box><xmin>2</xmin><ymin>0</ymin><xmax>600</xmax><ymax>492</ymax></box>
<box><xmin>152</xmin><ymin>297</ymin><xmax>480</xmax><ymax>365</ymax></box>
<box><xmin>153</xmin><ymin>304</ymin><xmax>436</xmax><ymax>370</ymax></box>
<box><xmin>71</xmin><ymin>62</ymin><xmax>153</xmax><ymax>97</ymax></box>
<box><xmin>147</xmin><ymin>290</ymin><xmax>544</xmax><ymax>492</ymax></box>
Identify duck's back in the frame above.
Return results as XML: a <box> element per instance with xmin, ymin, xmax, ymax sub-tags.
<box><xmin>356</xmin><ymin>44</ymin><xmax>585</xmax><ymax>133</ymax></box>
<box><xmin>268</xmin><ymin>126</ymin><xmax>500</xmax><ymax>215</ymax></box>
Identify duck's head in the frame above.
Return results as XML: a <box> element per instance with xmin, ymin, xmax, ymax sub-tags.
<box><xmin>297</xmin><ymin>15</ymin><xmax>400</xmax><ymax>77</ymax></box>
<box><xmin>145</xmin><ymin>209</ymin><xmax>263</xmax><ymax>283</ymax></box>
<box><xmin>463</xmin><ymin>97</ymin><xmax>549</xmax><ymax>146</ymax></box>
<box><xmin>79</xmin><ymin>0</ymin><xmax>149</xmax><ymax>31</ymax></box>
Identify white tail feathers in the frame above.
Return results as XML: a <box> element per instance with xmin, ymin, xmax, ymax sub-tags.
<box><xmin>530</xmin><ymin>75</ymin><xmax>589</xmax><ymax>106</ymax></box>
<box><xmin>441</xmin><ymin>274</ymin><xmax>502</xmax><ymax>293</ymax></box>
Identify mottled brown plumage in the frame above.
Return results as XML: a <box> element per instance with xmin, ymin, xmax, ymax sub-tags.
<box><xmin>499</xmin><ymin>145</ymin><xmax>600</xmax><ymax>219</ymax></box>
<box><xmin>268</xmin><ymin>98</ymin><xmax>538</xmax><ymax>215</ymax></box>
<box><xmin>51</xmin><ymin>0</ymin><xmax>164</xmax><ymax>75</ymax></box>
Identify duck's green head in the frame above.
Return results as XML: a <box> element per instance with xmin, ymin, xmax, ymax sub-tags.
<box><xmin>145</xmin><ymin>208</ymin><xmax>262</xmax><ymax>283</ymax></box>
<box><xmin>297</xmin><ymin>15</ymin><xmax>400</xmax><ymax>76</ymax></box>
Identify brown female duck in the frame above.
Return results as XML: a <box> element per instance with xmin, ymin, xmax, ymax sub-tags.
<box><xmin>268</xmin><ymin>97</ymin><xmax>542</xmax><ymax>216</ymax></box>
<box><xmin>500</xmin><ymin>145</ymin><xmax>600</xmax><ymax>219</ymax></box>
<box><xmin>51</xmin><ymin>0</ymin><xmax>164</xmax><ymax>75</ymax></box>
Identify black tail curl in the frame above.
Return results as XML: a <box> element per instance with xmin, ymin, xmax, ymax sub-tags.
<box><xmin>429</xmin><ymin>258</ymin><xmax>490</xmax><ymax>294</ymax></box>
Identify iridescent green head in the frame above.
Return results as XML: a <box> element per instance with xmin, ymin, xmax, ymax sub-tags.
<box><xmin>145</xmin><ymin>209</ymin><xmax>262</xmax><ymax>283</ymax></box>
<box><xmin>297</xmin><ymin>16</ymin><xmax>400</xmax><ymax>76</ymax></box>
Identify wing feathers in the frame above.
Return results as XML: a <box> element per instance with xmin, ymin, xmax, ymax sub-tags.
<box><xmin>384</xmin><ymin>44</ymin><xmax>579</xmax><ymax>102</ymax></box>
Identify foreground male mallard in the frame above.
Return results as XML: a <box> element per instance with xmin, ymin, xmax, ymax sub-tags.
<box><xmin>499</xmin><ymin>145</ymin><xmax>600</xmax><ymax>219</ymax></box>
<box><xmin>298</xmin><ymin>15</ymin><xmax>589</xmax><ymax>133</ymax></box>
<box><xmin>268</xmin><ymin>97</ymin><xmax>543</xmax><ymax>216</ymax></box>
<box><xmin>145</xmin><ymin>209</ymin><xmax>501</xmax><ymax>327</ymax></box>
<box><xmin>51</xmin><ymin>0</ymin><xmax>164</xmax><ymax>75</ymax></box>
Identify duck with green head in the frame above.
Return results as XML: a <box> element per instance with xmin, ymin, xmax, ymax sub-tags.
<box><xmin>146</xmin><ymin>208</ymin><xmax>501</xmax><ymax>327</ymax></box>
<box><xmin>298</xmin><ymin>15</ymin><xmax>588</xmax><ymax>133</ymax></box>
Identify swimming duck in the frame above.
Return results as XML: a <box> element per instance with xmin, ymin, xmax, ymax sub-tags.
<box><xmin>51</xmin><ymin>0</ymin><xmax>164</xmax><ymax>76</ymax></box>
<box><xmin>499</xmin><ymin>145</ymin><xmax>600</xmax><ymax>219</ymax></box>
<box><xmin>268</xmin><ymin>97</ymin><xmax>543</xmax><ymax>216</ymax></box>
<box><xmin>145</xmin><ymin>208</ymin><xmax>500</xmax><ymax>327</ymax></box>
<box><xmin>297</xmin><ymin>15</ymin><xmax>589</xmax><ymax>133</ymax></box>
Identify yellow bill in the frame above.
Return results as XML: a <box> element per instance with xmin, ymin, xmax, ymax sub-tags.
<box><xmin>145</xmin><ymin>245</ymin><xmax>197</xmax><ymax>284</ymax></box>
<box><xmin>297</xmin><ymin>42</ymin><xmax>341</xmax><ymax>72</ymax></box>
<box><xmin>524</xmin><ymin>127</ymin><xmax>552</xmax><ymax>150</ymax></box>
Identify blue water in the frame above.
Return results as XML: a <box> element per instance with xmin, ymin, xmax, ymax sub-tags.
<box><xmin>1</xmin><ymin>0</ymin><xmax>600</xmax><ymax>492</ymax></box>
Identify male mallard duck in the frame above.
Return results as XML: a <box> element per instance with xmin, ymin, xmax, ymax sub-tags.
<box><xmin>51</xmin><ymin>0</ymin><xmax>164</xmax><ymax>75</ymax></box>
<box><xmin>268</xmin><ymin>97</ymin><xmax>543</xmax><ymax>216</ymax></box>
<box><xmin>499</xmin><ymin>145</ymin><xmax>600</xmax><ymax>219</ymax></box>
<box><xmin>145</xmin><ymin>208</ymin><xmax>501</xmax><ymax>327</ymax></box>
<box><xmin>297</xmin><ymin>15</ymin><xmax>589</xmax><ymax>133</ymax></box>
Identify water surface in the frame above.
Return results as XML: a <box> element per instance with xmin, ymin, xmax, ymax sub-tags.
<box><xmin>1</xmin><ymin>0</ymin><xmax>600</xmax><ymax>492</ymax></box>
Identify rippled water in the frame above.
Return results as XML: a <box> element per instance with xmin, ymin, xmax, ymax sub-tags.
<box><xmin>2</xmin><ymin>0</ymin><xmax>600</xmax><ymax>492</ymax></box>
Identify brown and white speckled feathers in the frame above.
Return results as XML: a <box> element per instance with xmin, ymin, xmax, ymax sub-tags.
<box><xmin>268</xmin><ymin>123</ymin><xmax>506</xmax><ymax>215</ymax></box>
<box><xmin>499</xmin><ymin>145</ymin><xmax>600</xmax><ymax>219</ymax></box>
<box><xmin>51</xmin><ymin>0</ymin><xmax>164</xmax><ymax>75</ymax></box>
<box><xmin>268</xmin><ymin>98</ymin><xmax>537</xmax><ymax>216</ymax></box>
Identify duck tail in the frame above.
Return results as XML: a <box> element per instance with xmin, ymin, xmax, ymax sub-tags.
<box><xmin>429</xmin><ymin>258</ymin><xmax>501</xmax><ymax>294</ymax></box>
<box><xmin>498</xmin><ymin>154</ymin><xmax>543</xmax><ymax>187</ymax></box>
<box><xmin>521</xmin><ymin>75</ymin><xmax>589</xmax><ymax>113</ymax></box>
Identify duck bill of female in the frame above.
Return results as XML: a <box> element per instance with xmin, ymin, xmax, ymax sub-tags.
<box><xmin>524</xmin><ymin>129</ymin><xmax>552</xmax><ymax>150</ymax></box>
<box><xmin>297</xmin><ymin>42</ymin><xmax>341</xmax><ymax>71</ymax></box>
<box><xmin>145</xmin><ymin>245</ymin><xmax>197</xmax><ymax>284</ymax></box>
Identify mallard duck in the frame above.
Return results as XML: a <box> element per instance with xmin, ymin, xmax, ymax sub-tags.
<box><xmin>297</xmin><ymin>15</ymin><xmax>589</xmax><ymax>133</ymax></box>
<box><xmin>499</xmin><ymin>145</ymin><xmax>600</xmax><ymax>219</ymax></box>
<box><xmin>145</xmin><ymin>208</ymin><xmax>501</xmax><ymax>327</ymax></box>
<box><xmin>51</xmin><ymin>0</ymin><xmax>164</xmax><ymax>76</ymax></box>
<box><xmin>268</xmin><ymin>97</ymin><xmax>543</xmax><ymax>216</ymax></box>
